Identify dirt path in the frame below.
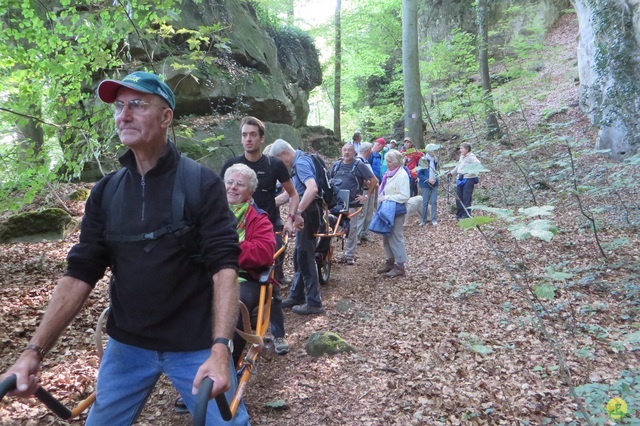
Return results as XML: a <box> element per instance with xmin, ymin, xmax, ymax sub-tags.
<box><xmin>2</xmin><ymin>12</ymin><xmax>639</xmax><ymax>426</ymax></box>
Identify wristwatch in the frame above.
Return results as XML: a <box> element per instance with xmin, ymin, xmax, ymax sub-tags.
<box><xmin>24</xmin><ymin>343</ymin><xmax>46</xmax><ymax>362</ymax></box>
<box><xmin>213</xmin><ymin>337</ymin><xmax>234</xmax><ymax>354</ymax></box>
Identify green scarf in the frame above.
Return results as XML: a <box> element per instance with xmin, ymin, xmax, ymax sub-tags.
<box><xmin>230</xmin><ymin>200</ymin><xmax>251</xmax><ymax>283</ymax></box>
<box><xmin>230</xmin><ymin>200</ymin><xmax>251</xmax><ymax>242</ymax></box>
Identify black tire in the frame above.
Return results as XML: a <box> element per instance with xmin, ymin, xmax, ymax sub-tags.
<box><xmin>318</xmin><ymin>258</ymin><xmax>331</xmax><ymax>285</ymax></box>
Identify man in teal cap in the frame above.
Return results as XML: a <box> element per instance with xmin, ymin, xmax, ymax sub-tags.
<box><xmin>1</xmin><ymin>71</ymin><xmax>250</xmax><ymax>425</ymax></box>
<box><xmin>98</xmin><ymin>71</ymin><xmax>176</xmax><ymax>110</ymax></box>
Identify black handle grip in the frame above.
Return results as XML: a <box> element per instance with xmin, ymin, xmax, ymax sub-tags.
<box><xmin>193</xmin><ymin>377</ymin><xmax>232</xmax><ymax>425</ymax></box>
<box><xmin>0</xmin><ymin>375</ymin><xmax>17</xmax><ymax>401</ymax></box>
<box><xmin>0</xmin><ymin>374</ymin><xmax>72</xmax><ymax>420</ymax></box>
<box><xmin>34</xmin><ymin>386</ymin><xmax>72</xmax><ymax>419</ymax></box>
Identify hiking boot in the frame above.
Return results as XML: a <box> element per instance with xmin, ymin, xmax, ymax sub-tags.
<box><xmin>385</xmin><ymin>264</ymin><xmax>405</xmax><ymax>278</ymax></box>
<box><xmin>432</xmin><ymin>221</ymin><xmax>438</xmax><ymax>226</ymax></box>
<box><xmin>292</xmin><ymin>304</ymin><xmax>325</xmax><ymax>315</ymax></box>
<box><xmin>345</xmin><ymin>257</ymin><xmax>355</xmax><ymax>265</ymax></box>
<box><xmin>273</xmin><ymin>337</ymin><xmax>290</xmax><ymax>355</ymax></box>
<box><xmin>281</xmin><ymin>297</ymin><xmax>304</xmax><ymax>309</ymax></box>
<box><xmin>376</xmin><ymin>259</ymin><xmax>394</xmax><ymax>274</ymax></box>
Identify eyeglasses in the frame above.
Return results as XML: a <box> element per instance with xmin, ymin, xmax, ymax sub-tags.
<box><xmin>225</xmin><ymin>179</ymin><xmax>247</xmax><ymax>189</ymax></box>
<box><xmin>113</xmin><ymin>99</ymin><xmax>167</xmax><ymax>115</ymax></box>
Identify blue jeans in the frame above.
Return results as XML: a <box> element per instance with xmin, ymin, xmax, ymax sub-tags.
<box><xmin>456</xmin><ymin>178</ymin><xmax>477</xmax><ymax>219</ymax></box>
<box><xmin>420</xmin><ymin>185</ymin><xmax>438</xmax><ymax>223</ymax></box>
<box><xmin>86</xmin><ymin>339</ymin><xmax>250</xmax><ymax>426</ymax></box>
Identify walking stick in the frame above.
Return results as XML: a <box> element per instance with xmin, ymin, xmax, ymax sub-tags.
<box><xmin>447</xmin><ymin>174</ymin><xmax>451</xmax><ymax>205</ymax></box>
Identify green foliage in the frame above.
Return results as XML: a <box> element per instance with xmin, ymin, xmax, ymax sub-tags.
<box><xmin>508</xmin><ymin>219</ymin><xmax>558</xmax><ymax>242</ymax></box>
<box><xmin>0</xmin><ymin>0</ymin><xmax>227</xmax><ymax>210</ymax></box>
<box><xmin>453</xmin><ymin>282</ymin><xmax>481</xmax><ymax>299</ymax></box>
<box><xmin>458</xmin><ymin>332</ymin><xmax>493</xmax><ymax>355</ymax></box>
<box><xmin>468</xmin><ymin>204</ymin><xmax>558</xmax><ymax>242</ymax></box>
<box><xmin>422</xmin><ymin>29</ymin><xmax>477</xmax><ymax>84</ymax></box>
<box><xmin>545</xmin><ymin>266</ymin><xmax>574</xmax><ymax>282</ymax></box>
<box><xmin>306</xmin><ymin>0</ymin><xmax>403</xmax><ymax>138</ymax></box>
<box><xmin>574</xmin><ymin>369</ymin><xmax>640</xmax><ymax>423</ymax></box>
<box><xmin>534</xmin><ymin>283</ymin><xmax>556</xmax><ymax>300</ymax></box>
<box><xmin>459</xmin><ymin>215</ymin><xmax>498</xmax><ymax>229</ymax></box>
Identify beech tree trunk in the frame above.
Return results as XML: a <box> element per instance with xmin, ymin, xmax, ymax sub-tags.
<box><xmin>402</xmin><ymin>0</ymin><xmax>423</xmax><ymax>148</ymax></box>
<box><xmin>333</xmin><ymin>0</ymin><xmax>342</xmax><ymax>141</ymax></box>
<box><xmin>477</xmin><ymin>0</ymin><xmax>502</xmax><ymax>140</ymax></box>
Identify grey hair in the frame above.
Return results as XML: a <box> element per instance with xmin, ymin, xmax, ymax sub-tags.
<box><xmin>359</xmin><ymin>142</ymin><xmax>373</xmax><ymax>155</ymax></box>
<box><xmin>385</xmin><ymin>149</ymin><xmax>404</xmax><ymax>167</ymax></box>
<box><xmin>270</xmin><ymin>139</ymin><xmax>295</xmax><ymax>157</ymax></box>
<box><xmin>224</xmin><ymin>163</ymin><xmax>258</xmax><ymax>192</ymax></box>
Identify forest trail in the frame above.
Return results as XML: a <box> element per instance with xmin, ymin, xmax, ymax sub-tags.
<box><xmin>1</xmin><ymin>12</ymin><xmax>639</xmax><ymax>425</ymax></box>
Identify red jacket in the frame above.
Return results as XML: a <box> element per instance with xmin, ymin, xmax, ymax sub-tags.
<box><xmin>405</xmin><ymin>150</ymin><xmax>424</xmax><ymax>179</ymax></box>
<box><xmin>239</xmin><ymin>203</ymin><xmax>276</xmax><ymax>280</ymax></box>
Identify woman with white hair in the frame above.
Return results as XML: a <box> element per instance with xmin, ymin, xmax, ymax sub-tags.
<box><xmin>224</xmin><ymin>164</ymin><xmax>277</xmax><ymax>362</ymax></box>
<box><xmin>175</xmin><ymin>163</ymin><xmax>276</xmax><ymax>413</ymax></box>
<box><xmin>375</xmin><ymin>149</ymin><xmax>410</xmax><ymax>278</ymax></box>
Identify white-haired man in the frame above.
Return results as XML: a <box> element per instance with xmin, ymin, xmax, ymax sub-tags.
<box><xmin>270</xmin><ymin>139</ymin><xmax>325</xmax><ymax>315</ymax></box>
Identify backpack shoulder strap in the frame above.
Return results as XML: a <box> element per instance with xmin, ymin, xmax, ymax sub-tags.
<box><xmin>103</xmin><ymin>168</ymin><xmax>128</xmax><ymax>232</ymax></box>
<box><xmin>105</xmin><ymin>155</ymin><xmax>202</xmax><ymax>243</ymax></box>
<box><xmin>351</xmin><ymin>158</ymin><xmax>361</xmax><ymax>174</ymax></box>
<box><xmin>330</xmin><ymin>159</ymin><xmax>342</xmax><ymax>177</ymax></box>
<box><xmin>174</xmin><ymin>155</ymin><xmax>201</xmax><ymax>225</ymax></box>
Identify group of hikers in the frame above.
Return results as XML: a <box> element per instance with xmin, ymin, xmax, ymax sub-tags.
<box><xmin>0</xmin><ymin>71</ymin><xmax>483</xmax><ymax>425</ymax></box>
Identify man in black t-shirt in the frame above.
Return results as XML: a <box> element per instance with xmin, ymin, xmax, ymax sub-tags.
<box><xmin>221</xmin><ymin>118</ymin><xmax>300</xmax><ymax>233</ymax></box>
<box><xmin>220</xmin><ymin>116</ymin><xmax>301</xmax><ymax>356</ymax></box>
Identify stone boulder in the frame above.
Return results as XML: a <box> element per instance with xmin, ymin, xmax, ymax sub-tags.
<box><xmin>575</xmin><ymin>0</ymin><xmax>640</xmax><ymax>159</ymax></box>
<box><xmin>420</xmin><ymin>0</ymin><xmax>571</xmax><ymax>52</ymax></box>
<box><xmin>0</xmin><ymin>208</ymin><xmax>78</xmax><ymax>243</ymax></box>
<box><xmin>176</xmin><ymin>120</ymin><xmax>308</xmax><ymax>172</ymax></box>
<box><xmin>163</xmin><ymin>0</ymin><xmax>321</xmax><ymax>127</ymax></box>
<box><xmin>305</xmin><ymin>331</ymin><xmax>356</xmax><ymax>357</ymax></box>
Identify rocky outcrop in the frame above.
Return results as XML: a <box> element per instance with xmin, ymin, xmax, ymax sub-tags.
<box><xmin>79</xmin><ymin>0</ymin><xmax>328</xmax><ymax>181</ymax></box>
<box><xmin>419</xmin><ymin>0</ymin><xmax>571</xmax><ymax>50</ymax></box>
<box><xmin>164</xmin><ymin>0</ymin><xmax>322</xmax><ymax>127</ymax></box>
<box><xmin>575</xmin><ymin>0</ymin><xmax>640</xmax><ymax>159</ymax></box>
<box><xmin>175</xmin><ymin>122</ymin><xmax>341</xmax><ymax>173</ymax></box>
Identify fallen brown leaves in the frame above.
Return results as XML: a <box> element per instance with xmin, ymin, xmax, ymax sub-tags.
<box><xmin>1</xmin><ymin>12</ymin><xmax>640</xmax><ymax>426</ymax></box>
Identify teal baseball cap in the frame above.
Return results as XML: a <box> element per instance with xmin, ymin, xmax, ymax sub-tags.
<box><xmin>98</xmin><ymin>71</ymin><xmax>175</xmax><ymax>110</ymax></box>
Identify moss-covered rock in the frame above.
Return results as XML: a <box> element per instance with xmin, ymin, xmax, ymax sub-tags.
<box><xmin>305</xmin><ymin>331</ymin><xmax>356</xmax><ymax>357</ymax></box>
<box><xmin>0</xmin><ymin>208</ymin><xmax>78</xmax><ymax>243</ymax></box>
<box><xmin>69</xmin><ymin>188</ymin><xmax>91</xmax><ymax>202</ymax></box>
